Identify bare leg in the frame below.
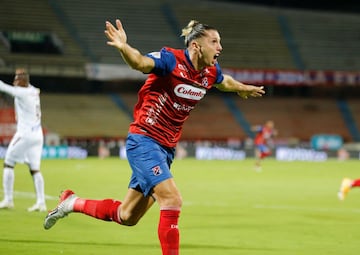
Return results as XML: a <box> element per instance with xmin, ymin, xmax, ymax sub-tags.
<box><xmin>119</xmin><ymin>188</ymin><xmax>155</xmax><ymax>225</ymax></box>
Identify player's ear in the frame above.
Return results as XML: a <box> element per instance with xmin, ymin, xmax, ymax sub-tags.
<box><xmin>190</xmin><ymin>40</ymin><xmax>200</xmax><ymax>50</ymax></box>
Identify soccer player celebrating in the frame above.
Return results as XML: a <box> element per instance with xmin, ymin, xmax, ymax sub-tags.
<box><xmin>0</xmin><ymin>68</ymin><xmax>46</xmax><ymax>212</ymax></box>
<box><xmin>338</xmin><ymin>178</ymin><xmax>360</xmax><ymax>200</ymax></box>
<box><xmin>252</xmin><ymin>120</ymin><xmax>277</xmax><ymax>171</ymax></box>
<box><xmin>44</xmin><ymin>19</ymin><xmax>265</xmax><ymax>255</ymax></box>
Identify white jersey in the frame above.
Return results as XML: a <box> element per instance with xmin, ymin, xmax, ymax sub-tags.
<box><xmin>0</xmin><ymin>80</ymin><xmax>41</xmax><ymax>133</ymax></box>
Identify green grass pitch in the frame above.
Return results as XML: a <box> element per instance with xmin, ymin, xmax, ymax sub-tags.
<box><xmin>0</xmin><ymin>157</ymin><xmax>359</xmax><ymax>255</ymax></box>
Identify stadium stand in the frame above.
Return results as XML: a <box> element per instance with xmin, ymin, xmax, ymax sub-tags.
<box><xmin>35</xmin><ymin>0</ymin><xmax>360</xmax><ymax>71</ymax></box>
<box><xmin>0</xmin><ymin>0</ymin><xmax>88</xmax><ymax>76</ymax></box>
<box><xmin>348</xmin><ymin>100</ymin><xmax>360</xmax><ymax>132</ymax></box>
<box><xmin>283</xmin><ymin>9</ymin><xmax>360</xmax><ymax>71</ymax></box>
<box><xmin>41</xmin><ymin>94</ymin><xmax>131</xmax><ymax>137</ymax></box>
<box><xmin>337</xmin><ymin>99</ymin><xmax>360</xmax><ymax>141</ymax></box>
<box><xmin>39</xmin><ymin>92</ymin><xmax>360</xmax><ymax>143</ymax></box>
<box><xmin>53</xmin><ymin>0</ymin><xmax>183</xmax><ymax>64</ymax></box>
<box><xmin>233</xmin><ymin>97</ymin><xmax>353</xmax><ymax>142</ymax></box>
<box><xmin>1</xmin><ymin>0</ymin><xmax>360</xmax><ymax>71</ymax></box>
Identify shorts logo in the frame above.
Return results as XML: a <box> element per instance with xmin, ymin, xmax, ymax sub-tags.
<box><xmin>152</xmin><ymin>166</ymin><xmax>162</xmax><ymax>176</ymax></box>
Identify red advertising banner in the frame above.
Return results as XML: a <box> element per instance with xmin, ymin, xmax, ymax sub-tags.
<box><xmin>223</xmin><ymin>68</ymin><xmax>360</xmax><ymax>86</ymax></box>
<box><xmin>0</xmin><ymin>108</ymin><xmax>16</xmax><ymax>139</ymax></box>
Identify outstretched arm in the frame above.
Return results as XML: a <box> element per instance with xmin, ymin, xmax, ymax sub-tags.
<box><xmin>215</xmin><ymin>74</ymin><xmax>265</xmax><ymax>99</ymax></box>
<box><xmin>0</xmin><ymin>80</ymin><xmax>17</xmax><ymax>97</ymax></box>
<box><xmin>104</xmin><ymin>19</ymin><xmax>155</xmax><ymax>73</ymax></box>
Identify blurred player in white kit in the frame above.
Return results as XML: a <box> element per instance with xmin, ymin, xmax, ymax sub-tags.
<box><xmin>0</xmin><ymin>68</ymin><xmax>46</xmax><ymax>212</ymax></box>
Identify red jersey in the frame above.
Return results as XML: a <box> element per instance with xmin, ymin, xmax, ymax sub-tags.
<box><xmin>254</xmin><ymin>126</ymin><xmax>274</xmax><ymax>145</ymax></box>
<box><xmin>129</xmin><ymin>47</ymin><xmax>224</xmax><ymax>147</ymax></box>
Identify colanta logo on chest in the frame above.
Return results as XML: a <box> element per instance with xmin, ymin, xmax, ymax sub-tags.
<box><xmin>174</xmin><ymin>84</ymin><xmax>206</xmax><ymax>100</ymax></box>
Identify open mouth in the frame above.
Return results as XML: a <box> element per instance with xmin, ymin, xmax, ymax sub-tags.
<box><xmin>212</xmin><ymin>53</ymin><xmax>220</xmax><ymax>64</ymax></box>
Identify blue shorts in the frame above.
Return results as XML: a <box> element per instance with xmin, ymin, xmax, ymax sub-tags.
<box><xmin>126</xmin><ymin>133</ymin><xmax>175</xmax><ymax>196</ymax></box>
<box><xmin>256</xmin><ymin>144</ymin><xmax>270</xmax><ymax>153</ymax></box>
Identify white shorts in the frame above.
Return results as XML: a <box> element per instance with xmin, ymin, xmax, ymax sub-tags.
<box><xmin>5</xmin><ymin>128</ymin><xmax>44</xmax><ymax>170</ymax></box>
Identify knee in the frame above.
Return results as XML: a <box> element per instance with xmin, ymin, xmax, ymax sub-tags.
<box><xmin>119</xmin><ymin>205</ymin><xmax>143</xmax><ymax>226</ymax></box>
<box><xmin>172</xmin><ymin>194</ymin><xmax>183</xmax><ymax>208</ymax></box>
<box><xmin>119</xmin><ymin>211</ymin><xmax>140</xmax><ymax>226</ymax></box>
<box><xmin>160</xmin><ymin>193</ymin><xmax>183</xmax><ymax>209</ymax></box>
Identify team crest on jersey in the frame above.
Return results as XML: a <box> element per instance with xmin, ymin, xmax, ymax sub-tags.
<box><xmin>202</xmin><ymin>77</ymin><xmax>209</xmax><ymax>87</ymax></box>
<box><xmin>152</xmin><ymin>166</ymin><xmax>162</xmax><ymax>176</ymax></box>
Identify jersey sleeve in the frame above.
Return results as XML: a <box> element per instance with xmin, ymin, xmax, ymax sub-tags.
<box><xmin>215</xmin><ymin>63</ymin><xmax>224</xmax><ymax>84</ymax></box>
<box><xmin>0</xmin><ymin>80</ymin><xmax>17</xmax><ymax>97</ymax></box>
<box><xmin>146</xmin><ymin>47</ymin><xmax>176</xmax><ymax>76</ymax></box>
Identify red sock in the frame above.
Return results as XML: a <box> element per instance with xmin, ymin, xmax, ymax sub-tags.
<box><xmin>158</xmin><ymin>209</ymin><xmax>180</xmax><ymax>255</ymax></box>
<box><xmin>73</xmin><ymin>198</ymin><xmax>122</xmax><ymax>224</ymax></box>
<box><xmin>260</xmin><ymin>151</ymin><xmax>271</xmax><ymax>159</ymax></box>
<box><xmin>352</xmin><ymin>179</ymin><xmax>360</xmax><ymax>187</ymax></box>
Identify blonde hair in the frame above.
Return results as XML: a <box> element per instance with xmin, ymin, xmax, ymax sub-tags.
<box><xmin>181</xmin><ymin>20</ymin><xmax>217</xmax><ymax>47</ymax></box>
